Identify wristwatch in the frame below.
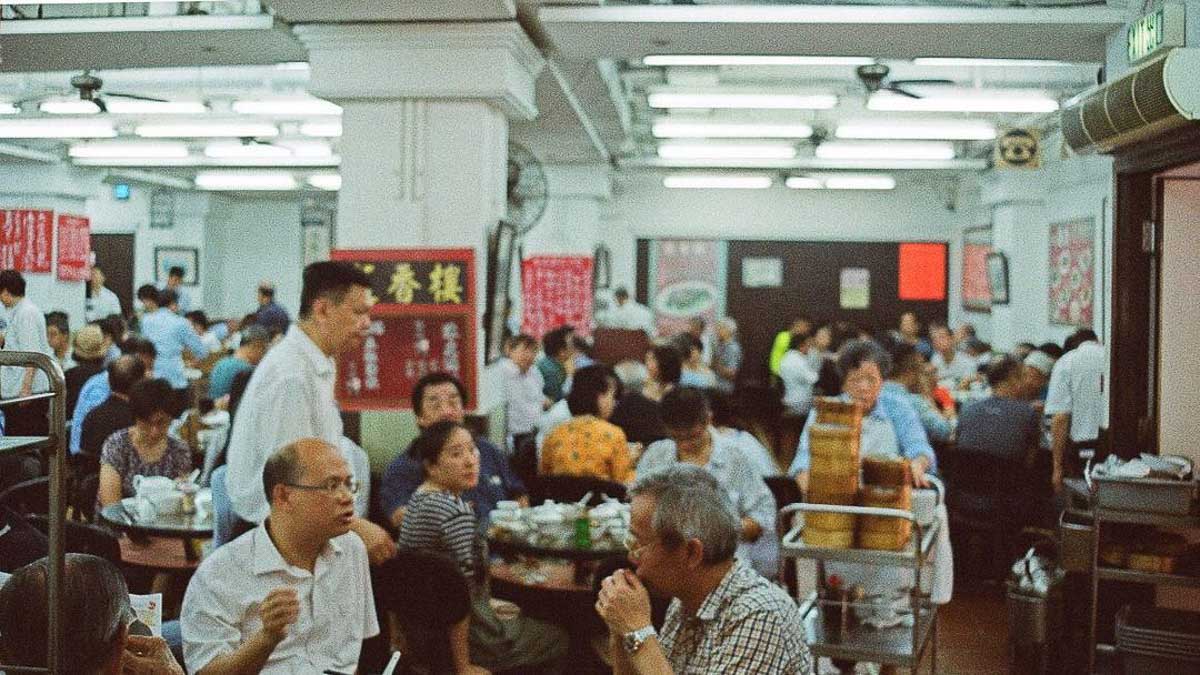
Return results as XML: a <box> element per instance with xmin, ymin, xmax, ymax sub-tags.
<box><xmin>622</xmin><ymin>625</ymin><xmax>657</xmax><ymax>654</ymax></box>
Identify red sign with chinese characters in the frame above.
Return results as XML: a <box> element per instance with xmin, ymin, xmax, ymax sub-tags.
<box><xmin>0</xmin><ymin>209</ymin><xmax>54</xmax><ymax>273</ymax></box>
<box><xmin>330</xmin><ymin>248</ymin><xmax>476</xmax><ymax>411</ymax></box>
<box><xmin>56</xmin><ymin>214</ymin><xmax>91</xmax><ymax>282</ymax></box>
<box><xmin>521</xmin><ymin>255</ymin><xmax>594</xmax><ymax>340</ymax></box>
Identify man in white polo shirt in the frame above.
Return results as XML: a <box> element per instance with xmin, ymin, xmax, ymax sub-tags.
<box><xmin>182</xmin><ymin>439</ymin><xmax>378</xmax><ymax>674</ymax></box>
<box><xmin>1045</xmin><ymin>329</ymin><xmax>1106</xmax><ymax>491</ymax></box>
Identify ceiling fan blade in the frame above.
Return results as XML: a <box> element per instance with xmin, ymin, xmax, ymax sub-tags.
<box><xmin>107</xmin><ymin>91</ymin><xmax>170</xmax><ymax>103</ymax></box>
<box><xmin>884</xmin><ymin>85</ymin><xmax>923</xmax><ymax>99</ymax></box>
<box><xmin>889</xmin><ymin>79</ymin><xmax>956</xmax><ymax>86</ymax></box>
<box><xmin>94</xmin><ymin>98</ymin><xmax>108</xmax><ymax>113</ymax></box>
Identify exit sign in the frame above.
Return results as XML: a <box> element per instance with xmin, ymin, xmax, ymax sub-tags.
<box><xmin>1127</xmin><ymin>3</ymin><xmax>1185</xmax><ymax>65</ymax></box>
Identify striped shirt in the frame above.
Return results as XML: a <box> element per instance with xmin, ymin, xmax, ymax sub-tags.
<box><xmin>396</xmin><ymin>490</ymin><xmax>487</xmax><ymax>591</ymax></box>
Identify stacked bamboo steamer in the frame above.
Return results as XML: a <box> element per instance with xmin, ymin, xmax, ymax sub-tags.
<box><xmin>802</xmin><ymin>398</ymin><xmax>863</xmax><ymax>549</ymax></box>
<box><xmin>858</xmin><ymin>457</ymin><xmax>913</xmax><ymax>551</ymax></box>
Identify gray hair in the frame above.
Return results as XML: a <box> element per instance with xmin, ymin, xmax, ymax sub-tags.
<box><xmin>0</xmin><ymin>553</ymin><xmax>131</xmax><ymax>673</ymax></box>
<box><xmin>632</xmin><ymin>465</ymin><xmax>739</xmax><ymax>565</ymax></box>
<box><xmin>612</xmin><ymin>359</ymin><xmax>647</xmax><ymax>391</ymax></box>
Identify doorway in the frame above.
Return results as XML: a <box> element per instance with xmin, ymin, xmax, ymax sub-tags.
<box><xmin>90</xmin><ymin>233</ymin><xmax>135</xmax><ymax>318</ymax></box>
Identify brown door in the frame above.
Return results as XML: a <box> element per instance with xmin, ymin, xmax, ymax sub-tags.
<box><xmin>90</xmin><ymin>233</ymin><xmax>135</xmax><ymax>318</ymax></box>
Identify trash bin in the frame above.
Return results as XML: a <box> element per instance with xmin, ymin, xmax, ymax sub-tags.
<box><xmin>1006</xmin><ymin>549</ymin><xmax>1065</xmax><ymax>674</ymax></box>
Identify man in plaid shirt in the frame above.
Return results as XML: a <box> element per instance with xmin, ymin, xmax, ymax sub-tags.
<box><xmin>597</xmin><ymin>465</ymin><xmax>813</xmax><ymax>674</ymax></box>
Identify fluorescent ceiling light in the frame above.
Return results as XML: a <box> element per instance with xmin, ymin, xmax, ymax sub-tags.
<box><xmin>836</xmin><ymin>120</ymin><xmax>996</xmax><ymax>141</ymax></box>
<box><xmin>658</xmin><ymin>142</ymin><xmax>796</xmax><ymax>160</ymax></box>
<box><xmin>73</xmin><ymin>155</ymin><xmax>339</xmax><ymax>168</ymax></box>
<box><xmin>913</xmin><ymin>57</ymin><xmax>1073</xmax><ymax>68</ymax></box>
<box><xmin>275</xmin><ymin>61</ymin><xmax>311</xmax><ymax>71</ymax></box>
<box><xmin>136</xmin><ymin>122</ymin><xmax>279</xmax><ymax>138</ymax></box>
<box><xmin>652</xmin><ymin>120</ymin><xmax>812</xmax><ymax>139</ymax></box>
<box><xmin>0</xmin><ymin>103</ymin><xmax>19</xmax><ymax>115</ymax></box>
<box><xmin>232</xmin><ymin>98</ymin><xmax>342</xmax><ymax>116</ymax></box>
<box><xmin>648</xmin><ymin>92</ymin><xmax>837</xmax><ymax>110</ymax></box>
<box><xmin>106</xmin><ymin>99</ymin><xmax>208</xmax><ymax>114</ymax></box>
<box><xmin>662</xmin><ymin>174</ymin><xmax>772</xmax><ymax>189</ymax></box>
<box><xmin>308</xmin><ymin>174</ymin><xmax>342</xmax><ymax>191</ymax></box>
<box><xmin>784</xmin><ymin>176</ymin><xmax>824</xmax><ymax>190</ymax></box>
<box><xmin>824</xmin><ymin>175</ymin><xmax>896</xmax><ymax>190</ymax></box>
<box><xmin>195</xmin><ymin>172</ymin><xmax>298</xmax><ymax>191</ymax></box>
<box><xmin>299</xmin><ymin>121</ymin><xmax>342</xmax><ymax>137</ymax></box>
<box><xmin>817</xmin><ymin>141</ymin><xmax>955</xmax><ymax>161</ymax></box>
<box><xmin>0</xmin><ymin>0</ymin><xmax>237</xmax><ymax>3</ymax></box>
<box><xmin>40</xmin><ymin>99</ymin><xmax>101</xmax><ymax>115</ymax></box>
<box><xmin>275</xmin><ymin>140</ymin><xmax>333</xmax><ymax>158</ymax></box>
<box><xmin>868</xmin><ymin>91</ymin><xmax>1059</xmax><ymax>113</ymax></box>
<box><xmin>644</xmin><ymin>55</ymin><xmax>875</xmax><ymax>67</ymax></box>
<box><xmin>0</xmin><ymin>119</ymin><xmax>115</xmax><ymax>138</ymax></box>
<box><xmin>69</xmin><ymin>141</ymin><xmax>188</xmax><ymax>159</ymax></box>
<box><xmin>204</xmin><ymin>141</ymin><xmax>290</xmax><ymax>159</ymax></box>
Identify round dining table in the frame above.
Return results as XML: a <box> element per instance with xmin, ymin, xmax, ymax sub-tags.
<box><xmin>98</xmin><ymin>503</ymin><xmax>212</xmax><ymax>564</ymax></box>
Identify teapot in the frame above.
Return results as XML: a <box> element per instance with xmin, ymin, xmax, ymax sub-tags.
<box><xmin>133</xmin><ymin>475</ymin><xmax>175</xmax><ymax>498</ymax></box>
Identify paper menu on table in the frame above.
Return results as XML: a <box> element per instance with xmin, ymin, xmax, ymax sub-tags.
<box><xmin>130</xmin><ymin>593</ymin><xmax>163</xmax><ymax>637</ymax></box>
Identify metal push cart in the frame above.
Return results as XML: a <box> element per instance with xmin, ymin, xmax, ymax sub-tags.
<box><xmin>0</xmin><ymin>351</ymin><xmax>68</xmax><ymax>673</ymax></box>
<box><xmin>780</xmin><ymin>502</ymin><xmax>941</xmax><ymax>674</ymax></box>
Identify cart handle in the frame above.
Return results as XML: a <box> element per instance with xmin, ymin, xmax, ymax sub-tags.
<box><xmin>780</xmin><ymin>502</ymin><xmax>919</xmax><ymax>524</ymax></box>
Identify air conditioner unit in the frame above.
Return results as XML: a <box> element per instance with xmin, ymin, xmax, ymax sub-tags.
<box><xmin>1061</xmin><ymin>48</ymin><xmax>1200</xmax><ymax>154</ymax></box>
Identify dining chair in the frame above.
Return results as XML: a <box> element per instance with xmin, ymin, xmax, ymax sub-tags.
<box><xmin>25</xmin><ymin>514</ymin><xmax>121</xmax><ymax>567</ymax></box>
<box><xmin>0</xmin><ymin>476</ymin><xmax>50</xmax><ymax>516</ymax></box>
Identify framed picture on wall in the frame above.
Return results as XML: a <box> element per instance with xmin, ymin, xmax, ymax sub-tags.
<box><xmin>986</xmin><ymin>252</ymin><xmax>1010</xmax><ymax>305</ymax></box>
<box><xmin>483</xmin><ymin>221</ymin><xmax>518</xmax><ymax>364</ymax></box>
<box><xmin>1048</xmin><ymin>217</ymin><xmax>1095</xmax><ymax>327</ymax></box>
<box><xmin>961</xmin><ymin>226</ymin><xmax>993</xmax><ymax>313</ymax></box>
<box><xmin>153</xmin><ymin>246</ymin><xmax>199</xmax><ymax>286</ymax></box>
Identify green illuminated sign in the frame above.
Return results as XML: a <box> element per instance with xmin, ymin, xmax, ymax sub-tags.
<box><xmin>1127</xmin><ymin>3</ymin><xmax>1186</xmax><ymax>65</ymax></box>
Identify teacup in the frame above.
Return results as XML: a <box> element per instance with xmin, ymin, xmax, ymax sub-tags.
<box><xmin>149</xmin><ymin>492</ymin><xmax>183</xmax><ymax>516</ymax></box>
<box><xmin>496</xmin><ymin>500</ymin><xmax>520</xmax><ymax>512</ymax></box>
<box><xmin>133</xmin><ymin>475</ymin><xmax>175</xmax><ymax>498</ymax></box>
<box><xmin>121</xmin><ymin>497</ymin><xmax>156</xmax><ymax>522</ymax></box>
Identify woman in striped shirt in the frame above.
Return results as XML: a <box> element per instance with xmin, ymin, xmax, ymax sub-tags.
<box><xmin>397</xmin><ymin>420</ymin><xmax>568</xmax><ymax>674</ymax></box>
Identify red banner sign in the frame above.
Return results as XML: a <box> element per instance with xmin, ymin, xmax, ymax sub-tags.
<box><xmin>56</xmin><ymin>214</ymin><xmax>91</xmax><ymax>281</ymax></box>
<box><xmin>331</xmin><ymin>248</ymin><xmax>476</xmax><ymax>411</ymax></box>
<box><xmin>0</xmin><ymin>209</ymin><xmax>53</xmax><ymax>273</ymax></box>
<box><xmin>521</xmin><ymin>255</ymin><xmax>594</xmax><ymax>340</ymax></box>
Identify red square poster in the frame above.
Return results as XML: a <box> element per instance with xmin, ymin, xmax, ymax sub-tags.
<box><xmin>898</xmin><ymin>243</ymin><xmax>948</xmax><ymax>301</ymax></box>
<box><xmin>0</xmin><ymin>209</ymin><xmax>54</xmax><ymax>273</ymax></box>
<box><xmin>521</xmin><ymin>255</ymin><xmax>594</xmax><ymax>339</ymax></box>
<box><xmin>56</xmin><ymin>214</ymin><xmax>91</xmax><ymax>281</ymax></box>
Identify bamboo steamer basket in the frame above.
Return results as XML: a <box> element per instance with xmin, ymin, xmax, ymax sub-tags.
<box><xmin>804</xmin><ymin>526</ymin><xmax>855</xmax><ymax>549</ymax></box>
<box><xmin>805</xmin><ymin>489</ymin><xmax>858</xmax><ymax>531</ymax></box>
<box><xmin>862</xmin><ymin>457</ymin><xmax>911</xmax><ymax>488</ymax></box>
<box><xmin>858</xmin><ymin>529</ymin><xmax>912</xmax><ymax>551</ymax></box>
<box><xmin>809</xmin><ymin>424</ymin><xmax>860</xmax><ymax>491</ymax></box>
<box><xmin>858</xmin><ymin>485</ymin><xmax>913</xmax><ymax>550</ymax></box>
<box><xmin>814</xmin><ymin>397</ymin><xmax>863</xmax><ymax>429</ymax></box>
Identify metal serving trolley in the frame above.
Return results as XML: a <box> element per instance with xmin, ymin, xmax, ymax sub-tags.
<box><xmin>0</xmin><ymin>351</ymin><xmax>68</xmax><ymax>674</ymax></box>
<box><xmin>780</xmin><ymin>502</ymin><xmax>941</xmax><ymax>674</ymax></box>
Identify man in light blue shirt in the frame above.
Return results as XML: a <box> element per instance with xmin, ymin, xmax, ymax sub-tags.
<box><xmin>70</xmin><ymin>337</ymin><xmax>155</xmax><ymax>454</ymax></box>
<box><xmin>138</xmin><ymin>287</ymin><xmax>204</xmax><ymax>410</ymax></box>
<box><xmin>158</xmin><ymin>266</ymin><xmax>193</xmax><ymax>313</ymax></box>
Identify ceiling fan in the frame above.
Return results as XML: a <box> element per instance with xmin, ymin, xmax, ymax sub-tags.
<box><xmin>854</xmin><ymin>63</ymin><xmax>953</xmax><ymax>99</ymax></box>
<box><xmin>18</xmin><ymin>70</ymin><xmax>171</xmax><ymax>113</ymax></box>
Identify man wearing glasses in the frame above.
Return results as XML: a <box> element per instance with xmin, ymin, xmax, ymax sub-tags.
<box><xmin>182</xmin><ymin>439</ymin><xmax>379</xmax><ymax>674</ymax></box>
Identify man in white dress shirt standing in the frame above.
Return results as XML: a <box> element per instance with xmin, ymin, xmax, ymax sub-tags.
<box><xmin>85</xmin><ymin>266</ymin><xmax>124</xmax><ymax>322</ymax></box>
<box><xmin>183</xmin><ymin>439</ymin><xmax>379</xmax><ymax>674</ymax></box>
<box><xmin>224</xmin><ymin>261</ymin><xmax>395</xmax><ymax>565</ymax></box>
<box><xmin>1045</xmin><ymin>328</ymin><xmax>1107</xmax><ymax>491</ymax></box>
<box><xmin>599</xmin><ymin>287</ymin><xmax>655</xmax><ymax>336</ymax></box>
<box><xmin>0</xmin><ymin>270</ymin><xmax>53</xmax><ymax>436</ymax></box>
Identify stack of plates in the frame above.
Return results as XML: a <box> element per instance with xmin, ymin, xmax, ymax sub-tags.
<box><xmin>1116</xmin><ymin>606</ymin><xmax>1200</xmax><ymax>662</ymax></box>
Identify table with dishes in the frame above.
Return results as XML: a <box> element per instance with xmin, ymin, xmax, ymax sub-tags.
<box><xmin>98</xmin><ymin>474</ymin><xmax>213</xmax><ymax>564</ymax></box>
<box><xmin>486</xmin><ymin>498</ymin><xmax>631</xmax><ymax>587</ymax></box>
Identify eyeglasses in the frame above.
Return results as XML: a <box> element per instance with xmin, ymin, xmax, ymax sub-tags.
<box><xmin>284</xmin><ymin>477</ymin><xmax>360</xmax><ymax>496</ymax></box>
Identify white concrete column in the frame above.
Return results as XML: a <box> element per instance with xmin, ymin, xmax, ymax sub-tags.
<box><xmin>979</xmin><ymin>172</ymin><xmax>1048</xmax><ymax>351</ymax></box>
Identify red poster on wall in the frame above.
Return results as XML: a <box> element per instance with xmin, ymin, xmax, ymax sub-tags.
<box><xmin>651</xmin><ymin>239</ymin><xmax>726</xmax><ymax>338</ymax></box>
<box><xmin>330</xmin><ymin>248</ymin><xmax>476</xmax><ymax>411</ymax></box>
<box><xmin>0</xmin><ymin>209</ymin><xmax>54</xmax><ymax>273</ymax></box>
<box><xmin>897</xmin><ymin>243</ymin><xmax>947</xmax><ymax>301</ymax></box>
<box><xmin>521</xmin><ymin>255</ymin><xmax>594</xmax><ymax>340</ymax></box>
<box><xmin>56</xmin><ymin>214</ymin><xmax>91</xmax><ymax>281</ymax></box>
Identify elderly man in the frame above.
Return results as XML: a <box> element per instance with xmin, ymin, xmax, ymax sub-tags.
<box><xmin>596</xmin><ymin>465</ymin><xmax>812</xmax><ymax>674</ymax></box>
<box><xmin>86</xmin><ymin>266</ymin><xmax>124</xmax><ymax>322</ymax></box>
<box><xmin>139</xmin><ymin>287</ymin><xmax>205</xmax><ymax>415</ymax></box>
<box><xmin>182</xmin><ymin>439</ymin><xmax>379</xmax><ymax>673</ymax></box>
<box><xmin>598</xmin><ymin>286</ymin><xmax>655</xmax><ymax>335</ymax></box>
<box><xmin>0</xmin><ymin>553</ymin><xmax>183</xmax><ymax>674</ymax></box>
<box><xmin>80</xmin><ymin>355</ymin><xmax>147</xmax><ymax>457</ymax></box>
<box><xmin>207</xmin><ymin>325</ymin><xmax>271</xmax><ymax>401</ymax></box>
<box><xmin>253</xmin><ymin>281</ymin><xmax>290</xmax><ymax>337</ymax></box>
<box><xmin>0</xmin><ymin>269</ymin><xmax>53</xmax><ymax>436</ymax></box>
<box><xmin>225</xmin><ymin>261</ymin><xmax>394</xmax><ymax>563</ymax></box>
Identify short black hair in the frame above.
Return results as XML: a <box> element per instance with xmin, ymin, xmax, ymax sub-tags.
<box><xmin>788</xmin><ymin>325</ymin><xmax>814</xmax><ymax>351</ymax></box>
<box><xmin>184</xmin><ymin>310</ymin><xmax>208</xmax><ymax>328</ymax></box>
<box><xmin>108</xmin><ymin>355</ymin><xmax>146</xmax><ymax>396</ymax></box>
<box><xmin>613</xmin><ymin>287</ymin><xmax>629</xmax><ymax>300</ymax></box>
<box><xmin>649</xmin><ymin>344</ymin><xmax>682</xmax><ymax>385</ymax></box>
<box><xmin>411</xmin><ymin>372</ymin><xmax>467</xmax><ymax>417</ymax></box>
<box><xmin>119</xmin><ymin>336</ymin><xmax>157</xmax><ymax>359</ymax></box>
<box><xmin>262</xmin><ymin>441</ymin><xmax>304</xmax><ymax>506</ymax></box>
<box><xmin>168</xmin><ymin>266</ymin><xmax>185</xmax><ymax>278</ymax></box>
<box><xmin>542</xmin><ymin>325</ymin><xmax>574</xmax><ymax>359</ymax></box>
<box><xmin>1064</xmin><ymin>328</ymin><xmax>1099</xmax><ymax>353</ymax></box>
<box><xmin>836</xmin><ymin>339</ymin><xmax>892</xmax><ymax>379</ymax></box>
<box><xmin>985</xmin><ymin>354</ymin><xmax>1023</xmax><ymax>388</ymax></box>
<box><xmin>660</xmin><ymin>386</ymin><xmax>710</xmax><ymax>430</ymax></box>
<box><xmin>158</xmin><ymin>288</ymin><xmax>178</xmax><ymax>307</ymax></box>
<box><xmin>258</xmin><ymin>285</ymin><xmax>275</xmax><ymax>299</ymax></box>
<box><xmin>566</xmin><ymin>364</ymin><xmax>620</xmax><ymax>416</ymax></box>
<box><xmin>887</xmin><ymin>340</ymin><xmax>923</xmax><ymax>375</ymax></box>
<box><xmin>409</xmin><ymin>419</ymin><xmax>470</xmax><ymax>467</ymax></box>
<box><xmin>299</xmin><ymin>261</ymin><xmax>371</xmax><ymax>319</ymax></box>
<box><xmin>128</xmin><ymin>378</ymin><xmax>175</xmax><ymax>422</ymax></box>
<box><xmin>44</xmin><ymin>311</ymin><xmax>69</xmax><ymax>335</ymax></box>
<box><xmin>98</xmin><ymin>314</ymin><xmax>126</xmax><ymax>341</ymax></box>
<box><xmin>136</xmin><ymin>284</ymin><xmax>159</xmax><ymax>303</ymax></box>
<box><xmin>1038</xmin><ymin>342</ymin><xmax>1064</xmax><ymax>360</ymax></box>
<box><xmin>0</xmin><ymin>270</ymin><xmax>26</xmax><ymax>296</ymax></box>
<box><xmin>509</xmin><ymin>333</ymin><xmax>538</xmax><ymax>350</ymax></box>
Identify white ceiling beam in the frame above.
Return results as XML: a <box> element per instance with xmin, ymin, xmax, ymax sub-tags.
<box><xmin>0</xmin><ymin>142</ymin><xmax>59</xmax><ymax>163</ymax></box>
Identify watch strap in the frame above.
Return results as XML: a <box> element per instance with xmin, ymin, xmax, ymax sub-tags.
<box><xmin>622</xmin><ymin>625</ymin><xmax>657</xmax><ymax>654</ymax></box>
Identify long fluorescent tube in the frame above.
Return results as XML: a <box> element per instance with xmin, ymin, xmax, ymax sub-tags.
<box><xmin>825</xmin><ymin>175</ymin><xmax>896</xmax><ymax>190</ymax></box>
<box><xmin>40</xmin><ymin>99</ymin><xmax>101</xmax><ymax>115</ymax></box>
<box><xmin>204</xmin><ymin>141</ymin><xmax>290</xmax><ymax>159</ymax></box>
<box><xmin>0</xmin><ymin>119</ymin><xmax>115</xmax><ymax>138</ymax></box>
<box><xmin>232</xmin><ymin>99</ymin><xmax>342</xmax><ymax>116</ymax></box>
<box><xmin>662</xmin><ymin>174</ymin><xmax>772</xmax><ymax>189</ymax></box>
<box><xmin>868</xmin><ymin>92</ymin><xmax>1059</xmax><ymax>113</ymax></box>
<box><xmin>644</xmin><ymin>55</ymin><xmax>875</xmax><ymax>67</ymax></box>
<box><xmin>299</xmin><ymin>121</ymin><xmax>342</xmax><ymax>137</ymax></box>
<box><xmin>658</xmin><ymin>142</ymin><xmax>796</xmax><ymax>160</ymax></box>
<box><xmin>195</xmin><ymin>172</ymin><xmax>297</xmax><ymax>191</ymax></box>
<box><xmin>73</xmin><ymin>155</ymin><xmax>339</xmax><ymax>168</ymax></box>
<box><xmin>106</xmin><ymin>99</ymin><xmax>208</xmax><ymax>114</ymax></box>
<box><xmin>70</xmin><ymin>141</ymin><xmax>189</xmax><ymax>159</ymax></box>
<box><xmin>652</xmin><ymin>120</ymin><xmax>812</xmax><ymax>139</ymax></box>
<box><xmin>913</xmin><ymin>57</ymin><xmax>1073</xmax><ymax>68</ymax></box>
<box><xmin>307</xmin><ymin>174</ymin><xmax>342</xmax><ymax>191</ymax></box>
<box><xmin>784</xmin><ymin>176</ymin><xmax>824</xmax><ymax>190</ymax></box>
<box><xmin>275</xmin><ymin>140</ymin><xmax>333</xmax><ymax>158</ymax></box>
<box><xmin>136</xmin><ymin>122</ymin><xmax>278</xmax><ymax>138</ymax></box>
<box><xmin>1</xmin><ymin>1</ymin><xmax>237</xmax><ymax>3</ymax></box>
<box><xmin>648</xmin><ymin>92</ymin><xmax>837</xmax><ymax>110</ymax></box>
<box><xmin>836</xmin><ymin>120</ymin><xmax>996</xmax><ymax>141</ymax></box>
<box><xmin>0</xmin><ymin>103</ymin><xmax>17</xmax><ymax>115</ymax></box>
<box><xmin>816</xmin><ymin>141</ymin><xmax>955</xmax><ymax>161</ymax></box>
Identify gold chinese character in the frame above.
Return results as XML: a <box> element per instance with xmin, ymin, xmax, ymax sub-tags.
<box><xmin>355</xmin><ymin>263</ymin><xmax>376</xmax><ymax>275</ymax></box>
<box><xmin>428</xmin><ymin>263</ymin><xmax>463</xmax><ymax>304</ymax></box>
<box><xmin>387</xmin><ymin>263</ymin><xmax>422</xmax><ymax>304</ymax></box>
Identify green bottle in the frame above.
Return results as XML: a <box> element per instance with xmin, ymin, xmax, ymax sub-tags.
<box><xmin>574</xmin><ymin>514</ymin><xmax>592</xmax><ymax>549</ymax></box>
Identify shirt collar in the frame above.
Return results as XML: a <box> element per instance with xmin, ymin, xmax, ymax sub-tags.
<box><xmin>694</xmin><ymin>560</ymin><xmax>744</xmax><ymax>622</ymax></box>
<box><xmin>251</xmin><ymin>520</ymin><xmax>342</xmax><ymax>577</ymax></box>
<box><xmin>705</xmin><ymin>428</ymin><xmax>731</xmax><ymax>468</ymax></box>
<box><xmin>286</xmin><ymin>325</ymin><xmax>335</xmax><ymax>377</ymax></box>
